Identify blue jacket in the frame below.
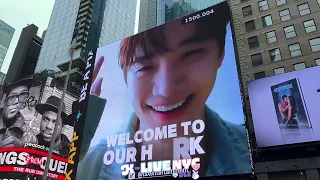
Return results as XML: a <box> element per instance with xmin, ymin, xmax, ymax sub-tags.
<box><xmin>76</xmin><ymin>95</ymin><xmax>252</xmax><ymax>180</ymax></box>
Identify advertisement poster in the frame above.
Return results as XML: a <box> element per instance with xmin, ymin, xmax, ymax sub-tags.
<box><xmin>66</xmin><ymin>2</ymin><xmax>252</xmax><ymax>180</ymax></box>
<box><xmin>271</xmin><ymin>78</ymin><xmax>311</xmax><ymax>129</ymax></box>
<box><xmin>248</xmin><ymin>66</ymin><xmax>320</xmax><ymax>148</ymax></box>
<box><xmin>0</xmin><ymin>76</ymin><xmax>76</xmax><ymax>179</ymax></box>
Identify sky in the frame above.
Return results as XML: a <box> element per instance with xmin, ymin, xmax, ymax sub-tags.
<box><xmin>0</xmin><ymin>0</ymin><xmax>55</xmax><ymax>73</ymax></box>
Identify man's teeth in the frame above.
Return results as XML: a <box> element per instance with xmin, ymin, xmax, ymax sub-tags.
<box><xmin>152</xmin><ymin>100</ymin><xmax>186</xmax><ymax>112</ymax></box>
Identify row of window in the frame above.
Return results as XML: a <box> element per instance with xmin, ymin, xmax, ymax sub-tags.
<box><xmin>243</xmin><ymin>2</ymin><xmax>312</xmax><ymax>19</ymax></box>
<box><xmin>242</xmin><ymin>0</ymin><xmax>287</xmax><ymax>16</ymax></box>
<box><xmin>247</xmin><ymin>19</ymin><xmax>317</xmax><ymax>49</ymax></box>
<box><xmin>254</xmin><ymin>59</ymin><xmax>320</xmax><ymax>79</ymax></box>
<box><xmin>245</xmin><ymin>7</ymin><xmax>317</xmax><ymax>33</ymax></box>
<box><xmin>250</xmin><ymin>37</ymin><xmax>320</xmax><ymax>66</ymax></box>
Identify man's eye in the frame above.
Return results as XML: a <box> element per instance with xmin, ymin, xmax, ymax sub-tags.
<box><xmin>183</xmin><ymin>49</ymin><xmax>204</xmax><ymax>58</ymax></box>
<box><xmin>137</xmin><ymin>66</ymin><xmax>153</xmax><ymax>73</ymax></box>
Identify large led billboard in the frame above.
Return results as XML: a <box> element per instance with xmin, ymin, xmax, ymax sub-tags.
<box><xmin>0</xmin><ymin>76</ymin><xmax>76</xmax><ymax>179</ymax></box>
<box><xmin>66</xmin><ymin>2</ymin><xmax>252</xmax><ymax>179</ymax></box>
<box><xmin>248</xmin><ymin>66</ymin><xmax>320</xmax><ymax>148</ymax></box>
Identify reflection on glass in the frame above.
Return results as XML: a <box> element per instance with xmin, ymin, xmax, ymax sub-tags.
<box><xmin>266</xmin><ymin>31</ymin><xmax>277</xmax><ymax>44</ymax></box>
<box><xmin>258</xmin><ymin>0</ymin><xmax>269</xmax><ymax>11</ymax></box>
<box><xmin>289</xmin><ymin>43</ymin><xmax>302</xmax><ymax>57</ymax></box>
<box><xmin>304</xmin><ymin>20</ymin><xmax>316</xmax><ymax>33</ymax></box>
<box><xmin>274</xmin><ymin>67</ymin><xmax>285</xmax><ymax>75</ymax></box>
<box><xmin>309</xmin><ymin>38</ymin><xmax>320</xmax><ymax>52</ymax></box>
<box><xmin>262</xmin><ymin>15</ymin><xmax>273</xmax><ymax>27</ymax></box>
<box><xmin>294</xmin><ymin>63</ymin><xmax>306</xmax><ymax>71</ymax></box>
<box><xmin>279</xmin><ymin>9</ymin><xmax>291</xmax><ymax>22</ymax></box>
<box><xmin>269</xmin><ymin>48</ymin><xmax>282</xmax><ymax>62</ymax></box>
<box><xmin>298</xmin><ymin>3</ymin><xmax>311</xmax><ymax>16</ymax></box>
<box><xmin>157</xmin><ymin>0</ymin><xmax>225</xmax><ymax>25</ymax></box>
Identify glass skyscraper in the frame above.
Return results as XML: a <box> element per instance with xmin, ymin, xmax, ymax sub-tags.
<box><xmin>157</xmin><ymin>0</ymin><xmax>225</xmax><ymax>25</ymax></box>
<box><xmin>35</xmin><ymin>0</ymin><xmax>81</xmax><ymax>72</ymax></box>
<box><xmin>99</xmin><ymin>0</ymin><xmax>137</xmax><ymax>45</ymax></box>
<box><xmin>0</xmin><ymin>19</ymin><xmax>14</xmax><ymax>70</ymax></box>
<box><xmin>35</xmin><ymin>0</ymin><xmax>141</xmax><ymax>72</ymax></box>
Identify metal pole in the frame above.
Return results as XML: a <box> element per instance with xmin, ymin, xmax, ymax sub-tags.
<box><xmin>42</xmin><ymin>48</ymin><xmax>74</xmax><ymax>180</ymax></box>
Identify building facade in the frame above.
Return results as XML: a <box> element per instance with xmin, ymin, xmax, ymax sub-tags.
<box><xmin>135</xmin><ymin>0</ymin><xmax>158</xmax><ymax>33</ymax></box>
<box><xmin>4</xmin><ymin>24</ymin><xmax>43</xmax><ymax>83</ymax></box>
<box><xmin>0</xmin><ymin>19</ymin><xmax>14</xmax><ymax>70</ymax></box>
<box><xmin>230</xmin><ymin>0</ymin><xmax>320</xmax><ymax>179</ymax></box>
<box><xmin>34</xmin><ymin>0</ymin><xmax>82</xmax><ymax>73</ymax></box>
<box><xmin>0</xmin><ymin>72</ymin><xmax>5</xmax><ymax>85</ymax></box>
<box><xmin>99</xmin><ymin>0</ymin><xmax>137</xmax><ymax>45</ymax></box>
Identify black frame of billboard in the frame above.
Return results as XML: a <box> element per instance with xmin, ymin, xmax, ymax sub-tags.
<box><xmin>65</xmin><ymin>1</ymin><xmax>256</xmax><ymax>179</ymax></box>
<box><xmin>227</xmin><ymin>0</ymin><xmax>257</xmax><ymax>176</ymax></box>
<box><xmin>245</xmin><ymin>66</ymin><xmax>320</xmax><ymax>162</ymax></box>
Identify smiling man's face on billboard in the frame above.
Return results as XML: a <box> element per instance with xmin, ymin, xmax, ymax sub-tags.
<box><xmin>121</xmin><ymin>17</ymin><xmax>225</xmax><ymax>128</ymax></box>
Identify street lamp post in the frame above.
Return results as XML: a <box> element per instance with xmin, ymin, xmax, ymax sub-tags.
<box><xmin>42</xmin><ymin>20</ymin><xmax>79</xmax><ymax>180</ymax></box>
<box><xmin>42</xmin><ymin>49</ymin><xmax>74</xmax><ymax>180</ymax></box>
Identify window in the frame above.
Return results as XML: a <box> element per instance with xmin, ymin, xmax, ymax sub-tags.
<box><xmin>289</xmin><ymin>43</ymin><xmax>302</xmax><ymax>57</ymax></box>
<box><xmin>304</xmin><ymin>20</ymin><xmax>317</xmax><ymax>33</ymax></box>
<box><xmin>245</xmin><ymin>20</ymin><xmax>256</xmax><ymax>32</ymax></box>
<box><xmin>262</xmin><ymin>15</ymin><xmax>273</xmax><ymax>27</ymax></box>
<box><xmin>254</xmin><ymin>71</ymin><xmax>266</xmax><ymax>79</ymax></box>
<box><xmin>284</xmin><ymin>25</ymin><xmax>296</xmax><ymax>39</ymax></box>
<box><xmin>298</xmin><ymin>3</ymin><xmax>311</xmax><ymax>16</ymax></box>
<box><xmin>269</xmin><ymin>48</ymin><xmax>282</xmax><ymax>62</ymax></box>
<box><xmin>276</xmin><ymin>0</ymin><xmax>286</xmax><ymax>6</ymax></box>
<box><xmin>251</xmin><ymin>53</ymin><xmax>263</xmax><ymax>66</ymax></box>
<box><xmin>248</xmin><ymin>36</ymin><xmax>259</xmax><ymax>49</ymax></box>
<box><xmin>316</xmin><ymin>59</ymin><xmax>320</xmax><ymax>66</ymax></box>
<box><xmin>279</xmin><ymin>9</ymin><xmax>291</xmax><ymax>22</ymax></box>
<box><xmin>266</xmin><ymin>31</ymin><xmax>277</xmax><ymax>44</ymax></box>
<box><xmin>294</xmin><ymin>62</ymin><xmax>306</xmax><ymax>70</ymax></box>
<box><xmin>274</xmin><ymin>67</ymin><xmax>285</xmax><ymax>75</ymax></box>
<box><xmin>309</xmin><ymin>38</ymin><xmax>320</xmax><ymax>52</ymax></box>
<box><xmin>243</xmin><ymin>5</ymin><xmax>252</xmax><ymax>17</ymax></box>
<box><xmin>259</xmin><ymin>0</ymin><xmax>269</xmax><ymax>11</ymax></box>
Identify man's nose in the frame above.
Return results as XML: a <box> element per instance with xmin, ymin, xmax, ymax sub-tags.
<box><xmin>46</xmin><ymin>121</ymin><xmax>54</xmax><ymax>130</ymax></box>
<box><xmin>152</xmin><ymin>65</ymin><xmax>183</xmax><ymax>97</ymax></box>
<box><xmin>12</xmin><ymin>96</ymin><xmax>19</xmax><ymax>105</ymax></box>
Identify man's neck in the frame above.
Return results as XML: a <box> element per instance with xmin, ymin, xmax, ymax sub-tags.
<box><xmin>40</xmin><ymin>134</ymin><xmax>62</xmax><ymax>147</ymax></box>
<box><xmin>2</xmin><ymin>115</ymin><xmax>17</xmax><ymax>129</ymax></box>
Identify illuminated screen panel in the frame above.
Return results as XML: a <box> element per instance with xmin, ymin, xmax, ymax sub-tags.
<box><xmin>248</xmin><ymin>66</ymin><xmax>320</xmax><ymax>148</ymax></box>
<box><xmin>66</xmin><ymin>1</ymin><xmax>253</xmax><ymax>179</ymax></box>
<box><xmin>0</xmin><ymin>76</ymin><xmax>76</xmax><ymax>179</ymax></box>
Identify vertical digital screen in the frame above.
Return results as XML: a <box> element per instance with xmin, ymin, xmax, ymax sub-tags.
<box><xmin>67</xmin><ymin>1</ymin><xmax>253</xmax><ymax>179</ymax></box>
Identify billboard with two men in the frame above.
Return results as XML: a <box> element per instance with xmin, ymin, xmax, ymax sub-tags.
<box><xmin>0</xmin><ymin>76</ymin><xmax>77</xmax><ymax>179</ymax></box>
<box><xmin>248</xmin><ymin>66</ymin><xmax>320</xmax><ymax>148</ymax></box>
<box><xmin>66</xmin><ymin>2</ymin><xmax>253</xmax><ymax>180</ymax></box>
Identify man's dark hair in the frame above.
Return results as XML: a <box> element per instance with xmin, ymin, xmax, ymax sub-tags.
<box><xmin>118</xmin><ymin>1</ymin><xmax>231</xmax><ymax>71</ymax></box>
<box><xmin>282</xmin><ymin>95</ymin><xmax>287</xmax><ymax>100</ymax></box>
